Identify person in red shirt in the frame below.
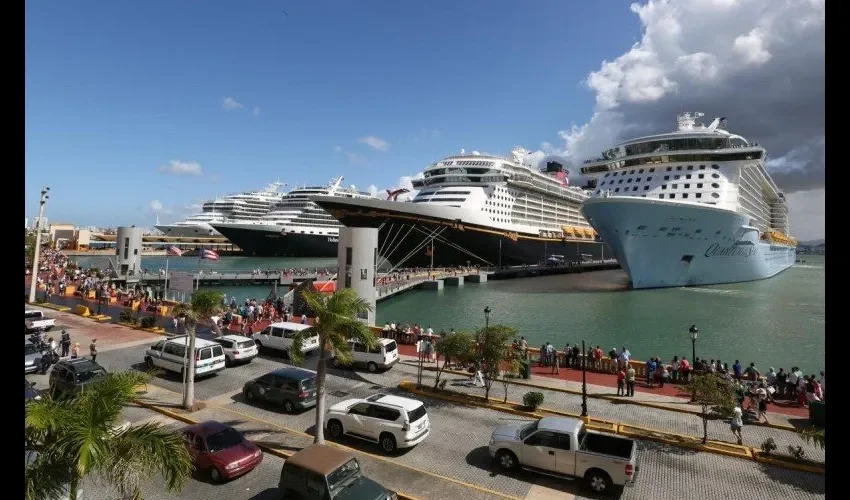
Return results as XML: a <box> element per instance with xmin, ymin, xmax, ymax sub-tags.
<box><xmin>617</xmin><ymin>368</ymin><xmax>626</xmax><ymax>396</ymax></box>
<box><xmin>680</xmin><ymin>357</ymin><xmax>691</xmax><ymax>383</ymax></box>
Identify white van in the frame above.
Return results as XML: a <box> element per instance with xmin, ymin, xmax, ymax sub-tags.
<box><xmin>252</xmin><ymin>321</ymin><xmax>320</xmax><ymax>357</ymax></box>
<box><xmin>332</xmin><ymin>338</ymin><xmax>399</xmax><ymax>372</ymax></box>
<box><xmin>144</xmin><ymin>336</ymin><xmax>226</xmax><ymax>377</ymax></box>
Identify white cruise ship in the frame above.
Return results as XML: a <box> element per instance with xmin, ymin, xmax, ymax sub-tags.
<box><xmin>310</xmin><ymin>149</ymin><xmax>606</xmax><ymax>268</ymax></box>
<box><xmin>155</xmin><ymin>182</ymin><xmax>285</xmax><ymax>237</ymax></box>
<box><xmin>211</xmin><ymin>177</ymin><xmax>376</xmax><ymax>256</ymax></box>
<box><xmin>579</xmin><ymin>113</ymin><xmax>796</xmax><ymax>289</ymax></box>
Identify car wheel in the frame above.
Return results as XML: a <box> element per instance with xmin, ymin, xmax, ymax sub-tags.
<box><xmin>496</xmin><ymin>450</ymin><xmax>518</xmax><ymax>471</ymax></box>
<box><xmin>379</xmin><ymin>433</ymin><xmax>397</xmax><ymax>453</ymax></box>
<box><xmin>210</xmin><ymin>467</ymin><xmax>222</xmax><ymax>483</ymax></box>
<box><xmin>245</xmin><ymin>387</ymin><xmax>255</xmax><ymax>401</ymax></box>
<box><xmin>283</xmin><ymin>400</ymin><xmax>295</xmax><ymax>413</ymax></box>
<box><xmin>585</xmin><ymin>470</ymin><xmax>613</xmax><ymax>493</ymax></box>
<box><xmin>145</xmin><ymin>357</ymin><xmax>154</xmax><ymax>369</ymax></box>
<box><xmin>327</xmin><ymin>420</ymin><xmax>343</xmax><ymax>439</ymax></box>
<box><xmin>367</xmin><ymin>362</ymin><xmax>378</xmax><ymax>373</ymax></box>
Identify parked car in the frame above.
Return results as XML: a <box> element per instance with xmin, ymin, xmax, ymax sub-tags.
<box><xmin>243</xmin><ymin>367</ymin><xmax>317</xmax><ymax>413</ymax></box>
<box><xmin>252</xmin><ymin>321</ymin><xmax>320</xmax><ymax>357</ymax></box>
<box><xmin>25</xmin><ymin>309</ymin><xmax>55</xmax><ymax>333</ymax></box>
<box><xmin>25</xmin><ymin>339</ymin><xmax>42</xmax><ymax>374</ymax></box>
<box><xmin>211</xmin><ymin>334</ymin><xmax>258</xmax><ymax>366</ymax></box>
<box><xmin>181</xmin><ymin>421</ymin><xmax>263</xmax><ymax>482</ymax></box>
<box><xmin>331</xmin><ymin>338</ymin><xmax>399</xmax><ymax>373</ymax></box>
<box><xmin>279</xmin><ymin>443</ymin><xmax>397</xmax><ymax>500</ymax></box>
<box><xmin>48</xmin><ymin>358</ymin><xmax>108</xmax><ymax>399</ymax></box>
<box><xmin>489</xmin><ymin>416</ymin><xmax>638</xmax><ymax>496</ymax></box>
<box><xmin>144</xmin><ymin>336</ymin><xmax>226</xmax><ymax>378</ymax></box>
<box><xmin>325</xmin><ymin>393</ymin><xmax>430</xmax><ymax>453</ymax></box>
<box><xmin>25</xmin><ymin>380</ymin><xmax>41</xmax><ymax>402</ymax></box>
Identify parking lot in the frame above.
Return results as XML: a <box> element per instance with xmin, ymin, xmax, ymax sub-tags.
<box><xmin>28</xmin><ymin>328</ymin><xmax>826</xmax><ymax>500</ymax></box>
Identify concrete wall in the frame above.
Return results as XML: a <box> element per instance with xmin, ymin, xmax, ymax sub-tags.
<box><xmin>337</xmin><ymin>227</ymin><xmax>378</xmax><ymax>325</ymax></box>
<box><xmin>116</xmin><ymin>226</ymin><xmax>144</xmax><ymax>275</ymax></box>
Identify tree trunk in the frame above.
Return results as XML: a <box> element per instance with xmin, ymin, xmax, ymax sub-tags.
<box><xmin>183</xmin><ymin>326</ymin><xmax>196</xmax><ymax>410</ymax></box>
<box><xmin>484</xmin><ymin>375</ymin><xmax>491</xmax><ymax>402</ymax></box>
<box><xmin>314</xmin><ymin>342</ymin><xmax>328</xmax><ymax>444</ymax></box>
<box><xmin>701</xmin><ymin>405</ymin><xmax>708</xmax><ymax>444</ymax></box>
<box><xmin>69</xmin><ymin>473</ymin><xmax>79</xmax><ymax>500</ymax></box>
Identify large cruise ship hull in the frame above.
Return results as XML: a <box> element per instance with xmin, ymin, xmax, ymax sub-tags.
<box><xmin>581</xmin><ymin>197</ymin><xmax>796</xmax><ymax>289</ymax></box>
<box><xmin>310</xmin><ymin>196</ymin><xmax>608</xmax><ymax>268</ymax></box>
<box><xmin>212</xmin><ymin>224</ymin><xmax>339</xmax><ymax>257</ymax></box>
<box><xmin>155</xmin><ymin>224</ymin><xmax>220</xmax><ymax>237</ymax></box>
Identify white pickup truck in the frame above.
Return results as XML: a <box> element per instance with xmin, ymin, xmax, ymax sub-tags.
<box><xmin>489</xmin><ymin>416</ymin><xmax>638</xmax><ymax>496</ymax></box>
<box><xmin>25</xmin><ymin>309</ymin><xmax>55</xmax><ymax>333</ymax></box>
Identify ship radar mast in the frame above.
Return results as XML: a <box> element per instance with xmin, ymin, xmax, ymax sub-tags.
<box><xmin>328</xmin><ymin>176</ymin><xmax>344</xmax><ymax>195</ymax></box>
<box><xmin>677</xmin><ymin>112</ymin><xmax>705</xmax><ymax>131</ymax></box>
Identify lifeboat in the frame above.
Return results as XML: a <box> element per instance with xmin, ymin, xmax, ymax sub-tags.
<box><xmin>561</xmin><ymin>225</ymin><xmax>576</xmax><ymax>237</ymax></box>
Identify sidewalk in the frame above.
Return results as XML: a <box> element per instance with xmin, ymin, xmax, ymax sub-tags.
<box><xmin>394</xmin><ymin>343</ymin><xmax>809</xmax><ymax>419</ymax></box>
<box><xmin>134</xmin><ymin>385</ymin><xmax>515</xmax><ymax>500</ymax></box>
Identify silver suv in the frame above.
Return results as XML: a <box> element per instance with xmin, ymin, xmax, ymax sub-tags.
<box><xmin>324</xmin><ymin>393</ymin><xmax>430</xmax><ymax>453</ymax></box>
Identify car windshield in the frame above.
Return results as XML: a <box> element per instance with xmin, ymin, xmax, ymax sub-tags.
<box><xmin>76</xmin><ymin>369</ymin><xmax>107</xmax><ymax>383</ymax></box>
<box><xmin>327</xmin><ymin>459</ymin><xmax>362</xmax><ymax>491</ymax></box>
<box><xmin>301</xmin><ymin>378</ymin><xmax>316</xmax><ymax>390</ymax></box>
<box><xmin>237</xmin><ymin>340</ymin><xmax>255</xmax><ymax>348</ymax></box>
<box><xmin>206</xmin><ymin>427</ymin><xmax>244</xmax><ymax>453</ymax></box>
<box><xmin>25</xmin><ymin>343</ymin><xmax>39</xmax><ymax>355</ymax></box>
<box><xmin>519</xmin><ymin>420</ymin><xmax>539</xmax><ymax>439</ymax></box>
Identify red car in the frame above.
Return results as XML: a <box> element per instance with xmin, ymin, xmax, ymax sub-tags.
<box><xmin>182</xmin><ymin>421</ymin><xmax>263</xmax><ymax>482</ymax></box>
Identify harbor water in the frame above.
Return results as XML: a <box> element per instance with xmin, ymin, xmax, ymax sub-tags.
<box><xmin>72</xmin><ymin>255</ymin><xmax>825</xmax><ymax>373</ymax></box>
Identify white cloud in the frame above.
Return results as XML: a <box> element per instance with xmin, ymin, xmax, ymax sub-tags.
<box><xmin>359</xmin><ymin>135</ymin><xmax>390</xmax><ymax>151</ymax></box>
<box><xmin>253</xmin><ymin>106</ymin><xmax>260</xmax><ymax>116</ymax></box>
<box><xmin>529</xmin><ymin>0</ymin><xmax>824</xmax><ymax>237</ymax></box>
<box><xmin>149</xmin><ymin>199</ymin><xmax>172</xmax><ymax>215</ymax></box>
<box><xmin>221</xmin><ymin>97</ymin><xmax>243</xmax><ymax>111</ymax></box>
<box><xmin>367</xmin><ymin>185</ymin><xmax>379</xmax><ymax>197</ymax></box>
<box><xmin>158</xmin><ymin>160</ymin><xmax>203</xmax><ymax>176</ymax></box>
<box><xmin>394</xmin><ymin>172</ymin><xmax>424</xmax><ymax>202</ymax></box>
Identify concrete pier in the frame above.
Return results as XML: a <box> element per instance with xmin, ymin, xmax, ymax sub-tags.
<box><xmin>444</xmin><ymin>276</ymin><xmax>464</xmax><ymax>286</ymax></box>
<box><xmin>419</xmin><ymin>280</ymin><xmax>444</xmax><ymax>291</ymax></box>
<box><xmin>466</xmin><ymin>273</ymin><xmax>487</xmax><ymax>283</ymax></box>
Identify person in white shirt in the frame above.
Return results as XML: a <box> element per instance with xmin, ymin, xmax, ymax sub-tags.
<box><xmin>427</xmin><ymin>326</ymin><xmax>434</xmax><ymax>335</ymax></box>
<box><xmin>730</xmin><ymin>406</ymin><xmax>743</xmax><ymax>445</ymax></box>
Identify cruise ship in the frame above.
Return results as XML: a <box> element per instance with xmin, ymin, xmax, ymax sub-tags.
<box><xmin>155</xmin><ymin>182</ymin><xmax>284</xmax><ymax>237</ymax></box>
<box><xmin>310</xmin><ymin>149</ymin><xmax>606</xmax><ymax>269</ymax></box>
<box><xmin>211</xmin><ymin>177</ymin><xmax>375</xmax><ymax>257</ymax></box>
<box><xmin>579</xmin><ymin>113</ymin><xmax>797</xmax><ymax>289</ymax></box>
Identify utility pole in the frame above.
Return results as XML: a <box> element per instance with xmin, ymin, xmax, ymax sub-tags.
<box><xmin>581</xmin><ymin>339</ymin><xmax>588</xmax><ymax>417</ymax></box>
<box><xmin>28</xmin><ymin>186</ymin><xmax>50</xmax><ymax>304</ymax></box>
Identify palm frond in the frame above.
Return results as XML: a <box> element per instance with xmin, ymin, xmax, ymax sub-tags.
<box><xmin>26</xmin><ymin>396</ymin><xmax>74</xmax><ymax>435</ymax></box>
<box><xmin>99</xmin><ymin>422</ymin><xmax>194</xmax><ymax>498</ymax></box>
<box><xmin>25</xmin><ymin>450</ymin><xmax>74</xmax><ymax>500</ymax></box>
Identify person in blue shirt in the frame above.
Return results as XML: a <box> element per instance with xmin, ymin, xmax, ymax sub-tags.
<box><xmin>646</xmin><ymin>358</ymin><xmax>657</xmax><ymax>387</ymax></box>
<box><xmin>733</xmin><ymin>360</ymin><xmax>743</xmax><ymax>380</ymax></box>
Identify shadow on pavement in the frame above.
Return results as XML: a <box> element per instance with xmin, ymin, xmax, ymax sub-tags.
<box><xmin>250</xmin><ymin>488</ymin><xmax>283</xmax><ymax>500</ymax></box>
<box><xmin>637</xmin><ymin>440</ymin><xmax>699</xmax><ymax>456</ymax></box>
<box><xmin>757</xmin><ymin>463</ymin><xmax>825</xmax><ymax>493</ymax></box>
<box><xmin>229</xmin><ymin>391</ymin><xmax>314</xmax><ymax>416</ymax></box>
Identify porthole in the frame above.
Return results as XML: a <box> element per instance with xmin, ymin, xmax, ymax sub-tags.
<box><xmin>687</xmin><ymin>165</ymin><xmax>693</xmax><ymax>170</ymax></box>
<box><xmin>682</xmin><ymin>193</ymin><xmax>689</xmax><ymax>198</ymax></box>
<box><xmin>697</xmin><ymin>183</ymin><xmax>703</xmax><ymax>188</ymax></box>
<box><xmin>696</xmin><ymin>193</ymin><xmax>702</xmax><ymax>198</ymax></box>
<box><xmin>695</xmin><ymin>229</ymin><xmax>702</xmax><ymax>234</ymax></box>
<box><xmin>666</xmin><ymin>167</ymin><xmax>672</xmax><ymax>171</ymax></box>
<box><xmin>664</xmin><ymin>175</ymin><xmax>670</xmax><ymax>180</ymax></box>
<box><xmin>604</xmin><ymin>173</ymin><xmax>610</xmax><ymax>177</ymax></box>
<box><xmin>639</xmin><ymin>169</ymin><xmax>644</xmax><ymax>173</ymax></box>
<box><xmin>644</xmin><ymin>186</ymin><xmax>649</xmax><ymax>191</ymax></box>
<box><xmin>662</xmin><ymin>185</ymin><xmax>668</xmax><ymax>190</ymax></box>
<box><xmin>632</xmin><ymin>187</ymin><xmax>638</xmax><ymax>192</ymax></box>
<box><xmin>647</xmin><ymin>176</ymin><xmax>653</xmax><ymax>181</ymax></box>
<box><xmin>676</xmin><ymin>166</ymin><xmax>682</xmax><ymax>171</ymax></box>
<box><xmin>658</xmin><ymin>195</ymin><xmax>664</xmax><ymax>199</ymax></box>
<box><xmin>670</xmin><ymin>194</ymin><xmax>676</xmax><ymax>199</ymax></box>
<box><xmin>629</xmin><ymin>170</ymin><xmax>635</xmax><ymax>174</ymax></box>
<box><xmin>711</xmin><ymin>164</ymin><xmax>720</xmax><ymax>169</ymax></box>
<box><xmin>700</xmin><ymin>165</ymin><xmax>706</xmax><ymax>170</ymax></box>
<box><xmin>711</xmin><ymin>183</ymin><xmax>719</xmax><ymax>188</ymax></box>
<box><xmin>649</xmin><ymin>168</ymin><xmax>656</xmax><ymax>172</ymax></box>
<box><xmin>698</xmin><ymin>174</ymin><xmax>704</xmax><ymax>179</ymax></box>
<box><xmin>684</xmin><ymin>184</ymin><xmax>690</xmax><ymax>188</ymax></box>
<box><xmin>712</xmin><ymin>173</ymin><xmax>720</xmax><ymax>179</ymax></box>
<box><xmin>686</xmin><ymin>174</ymin><xmax>692</xmax><ymax>179</ymax></box>
<box><xmin>615</xmin><ymin>188</ymin><xmax>620</xmax><ymax>192</ymax></box>
<box><xmin>711</xmin><ymin>192</ymin><xmax>720</xmax><ymax>198</ymax></box>
<box><xmin>672</xmin><ymin>184</ymin><xmax>678</xmax><ymax>188</ymax></box>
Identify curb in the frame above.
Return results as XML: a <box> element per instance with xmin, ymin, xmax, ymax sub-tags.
<box><xmin>413</xmin><ymin>362</ymin><xmax>797</xmax><ymax>431</ymax></box>
<box><xmin>132</xmin><ymin>398</ymin><xmax>428</xmax><ymax>500</ymax></box>
<box><xmin>116</xmin><ymin>321</ymin><xmax>168</xmax><ymax>335</ymax></box>
<box><xmin>33</xmin><ymin>302</ymin><xmax>72</xmax><ymax>312</ymax></box>
<box><xmin>397</xmin><ymin>380</ymin><xmax>825</xmax><ymax>476</ymax></box>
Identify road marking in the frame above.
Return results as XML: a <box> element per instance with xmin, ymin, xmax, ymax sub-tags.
<box><xmin>525</xmin><ymin>484</ymin><xmax>574</xmax><ymax>500</ymax></box>
<box><xmin>218</xmin><ymin>405</ymin><xmax>521</xmax><ymax>500</ymax></box>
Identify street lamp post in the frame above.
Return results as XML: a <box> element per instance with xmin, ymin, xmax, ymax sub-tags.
<box><xmin>28</xmin><ymin>186</ymin><xmax>50</xmax><ymax>304</ymax></box>
<box><xmin>581</xmin><ymin>339</ymin><xmax>588</xmax><ymax>417</ymax></box>
<box><xmin>689</xmin><ymin>325</ymin><xmax>699</xmax><ymax>365</ymax></box>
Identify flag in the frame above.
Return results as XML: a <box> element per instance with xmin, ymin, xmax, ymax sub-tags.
<box><xmin>200</xmin><ymin>249</ymin><xmax>220</xmax><ymax>261</ymax></box>
<box><xmin>167</xmin><ymin>246</ymin><xmax>184</xmax><ymax>257</ymax></box>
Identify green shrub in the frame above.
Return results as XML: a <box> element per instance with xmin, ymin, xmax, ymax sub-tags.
<box><xmin>119</xmin><ymin>311</ymin><xmax>134</xmax><ymax>323</ymax></box>
<box><xmin>140</xmin><ymin>316</ymin><xmax>157</xmax><ymax>329</ymax></box>
<box><xmin>523</xmin><ymin>391</ymin><xmax>544</xmax><ymax>410</ymax></box>
<box><xmin>760</xmin><ymin>437</ymin><xmax>777</xmax><ymax>455</ymax></box>
<box><xmin>787</xmin><ymin>445</ymin><xmax>806</xmax><ymax>460</ymax></box>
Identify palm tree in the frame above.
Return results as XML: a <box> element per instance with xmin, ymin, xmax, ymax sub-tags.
<box><xmin>25</xmin><ymin>371</ymin><xmax>193</xmax><ymax>500</ymax></box>
<box><xmin>289</xmin><ymin>288</ymin><xmax>376</xmax><ymax>444</ymax></box>
<box><xmin>172</xmin><ymin>290</ymin><xmax>224</xmax><ymax>410</ymax></box>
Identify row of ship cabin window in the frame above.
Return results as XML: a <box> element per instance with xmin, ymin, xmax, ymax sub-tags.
<box><xmin>600</xmin><ymin>172</ymin><xmax>719</xmax><ymax>186</ymax></box>
<box><xmin>603</xmin><ymin>164</ymin><xmax>720</xmax><ymax>177</ymax></box>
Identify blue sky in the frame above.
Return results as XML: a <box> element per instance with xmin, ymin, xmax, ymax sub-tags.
<box><xmin>26</xmin><ymin>1</ymin><xmax>639</xmax><ymax>226</ymax></box>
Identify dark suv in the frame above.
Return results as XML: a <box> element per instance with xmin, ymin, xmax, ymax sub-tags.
<box><xmin>279</xmin><ymin>444</ymin><xmax>396</xmax><ymax>500</ymax></box>
<box><xmin>49</xmin><ymin>358</ymin><xmax>108</xmax><ymax>398</ymax></box>
<box><xmin>242</xmin><ymin>367</ymin><xmax>317</xmax><ymax>413</ymax></box>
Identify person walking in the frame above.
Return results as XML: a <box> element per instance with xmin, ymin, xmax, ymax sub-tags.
<box><xmin>731</xmin><ymin>405</ymin><xmax>744</xmax><ymax>445</ymax></box>
<box><xmin>616</xmin><ymin>367</ymin><xmax>626</xmax><ymax>396</ymax></box>
<box><xmin>89</xmin><ymin>339</ymin><xmax>98</xmax><ymax>362</ymax></box>
<box><xmin>60</xmin><ymin>329</ymin><xmax>71</xmax><ymax>358</ymax></box>
<box><xmin>626</xmin><ymin>364</ymin><xmax>636</xmax><ymax>397</ymax></box>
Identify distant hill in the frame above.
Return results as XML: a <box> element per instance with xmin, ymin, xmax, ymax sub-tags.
<box><xmin>799</xmin><ymin>239</ymin><xmax>825</xmax><ymax>247</ymax></box>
